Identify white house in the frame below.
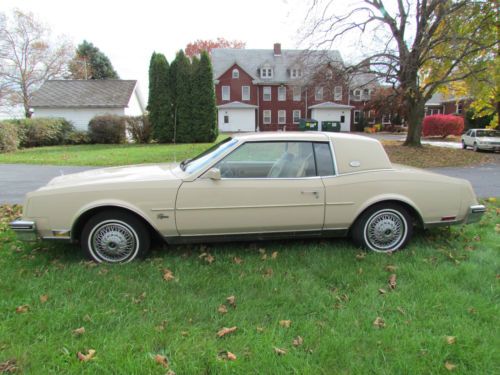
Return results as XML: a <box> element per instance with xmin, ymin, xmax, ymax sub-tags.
<box><xmin>30</xmin><ymin>80</ymin><xmax>145</xmax><ymax>131</ymax></box>
<box><xmin>309</xmin><ymin>102</ymin><xmax>353</xmax><ymax>132</ymax></box>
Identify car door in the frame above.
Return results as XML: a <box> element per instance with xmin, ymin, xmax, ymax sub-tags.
<box><xmin>175</xmin><ymin>141</ymin><xmax>325</xmax><ymax>235</ymax></box>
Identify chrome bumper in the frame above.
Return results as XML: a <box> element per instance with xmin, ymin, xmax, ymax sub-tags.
<box><xmin>9</xmin><ymin>219</ymin><xmax>38</xmax><ymax>242</ymax></box>
<box><xmin>466</xmin><ymin>205</ymin><xmax>486</xmax><ymax>224</ymax></box>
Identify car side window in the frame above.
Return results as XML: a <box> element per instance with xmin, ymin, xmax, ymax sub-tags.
<box><xmin>215</xmin><ymin>141</ymin><xmax>316</xmax><ymax>178</ymax></box>
<box><xmin>313</xmin><ymin>142</ymin><xmax>335</xmax><ymax>176</ymax></box>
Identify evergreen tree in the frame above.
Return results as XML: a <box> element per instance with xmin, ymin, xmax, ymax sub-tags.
<box><xmin>192</xmin><ymin>51</ymin><xmax>217</xmax><ymax>142</ymax></box>
<box><xmin>69</xmin><ymin>40</ymin><xmax>119</xmax><ymax>79</ymax></box>
<box><xmin>172</xmin><ymin>50</ymin><xmax>193</xmax><ymax>143</ymax></box>
<box><xmin>148</xmin><ymin>53</ymin><xmax>173</xmax><ymax>143</ymax></box>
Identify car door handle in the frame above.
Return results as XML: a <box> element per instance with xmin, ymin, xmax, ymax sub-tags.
<box><xmin>301</xmin><ymin>190</ymin><xmax>320</xmax><ymax>198</ymax></box>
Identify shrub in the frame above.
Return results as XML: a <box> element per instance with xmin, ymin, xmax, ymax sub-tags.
<box><xmin>65</xmin><ymin>131</ymin><xmax>92</xmax><ymax>145</ymax></box>
<box><xmin>88</xmin><ymin>115</ymin><xmax>126</xmax><ymax>144</ymax></box>
<box><xmin>422</xmin><ymin>114</ymin><xmax>464</xmax><ymax>138</ymax></box>
<box><xmin>0</xmin><ymin>122</ymin><xmax>20</xmax><ymax>153</ymax></box>
<box><xmin>126</xmin><ymin>115</ymin><xmax>152</xmax><ymax>144</ymax></box>
<box><xmin>2</xmin><ymin>118</ymin><xmax>74</xmax><ymax>148</ymax></box>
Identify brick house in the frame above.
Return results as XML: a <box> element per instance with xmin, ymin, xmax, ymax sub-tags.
<box><xmin>212</xmin><ymin>43</ymin><xmax>376</xmax><ymax>132</ymax></box>
<box><xmin>425</xmin><ymin>92</ymin><xmax>470</xmax><ymax>117</ymax></box>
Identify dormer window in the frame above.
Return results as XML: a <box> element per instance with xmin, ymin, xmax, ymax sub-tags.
<box><xmin>261</xmin><ymin>67</ymin><xmax>273</xmax><ymax>79</ymax></box>
<box><xmin>326</xmin><ymin>69</ymin><xmax>333</xmax><ymax>79</ymax></box>
<box><xmin>232</xmin><ymin>69</ymin><xmax>239</xmax><ymax>79</ymax></box>
<box><xmin>290</xmin><ymin>68</ymin><xmax>302</xmax><ymax>79</ymax></box>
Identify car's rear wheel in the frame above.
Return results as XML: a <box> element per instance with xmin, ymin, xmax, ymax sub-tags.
<box><xmin>352</xmin><ymin>203</ymin><xmax>413</xmax><ymax>253</ymax></box>
<box><xmin>461</xmin><ymin>140</ymin><xmax>467</xmax><ymax>149</ymax></box>
<box><xmin>81</xmin><ymin>210</ymin><xmax>150</xmax><ymax>263</ymax></box>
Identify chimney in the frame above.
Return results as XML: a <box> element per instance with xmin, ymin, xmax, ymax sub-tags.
<box><xmin>273</xmin><ymin>43</ymin><xmax>282</xmax><ymax>56</ymax></box>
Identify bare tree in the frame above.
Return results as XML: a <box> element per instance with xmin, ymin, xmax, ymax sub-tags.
<box><xmin>303</xmin><ymin>0</ymin><xmax>498</xmax><ymax>146</ymax></box>
<box><xmin>0</xmin><ymin>10</ymin><xmax>73</xmax><ymax>117</ymax></box>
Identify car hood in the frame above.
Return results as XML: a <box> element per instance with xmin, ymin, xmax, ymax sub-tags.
<box><xmin>42</xmin><ymin>164</ymin><xmax>180</xmax><ymax>190</ymax></box>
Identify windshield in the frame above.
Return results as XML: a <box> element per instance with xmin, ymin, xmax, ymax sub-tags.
<box><xmin>184</xmin><ymin>137</ymin><xmax>238</xmax><ymax>174</ymax></box>
<box><xmin>476</xmin><ymin>130</ymin><xmax>500</xmax><ymax>137</ymax></box>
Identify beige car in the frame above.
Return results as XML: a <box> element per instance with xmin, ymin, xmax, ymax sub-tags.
<box><xmin>11</xmin><ymin>132</ymin><xmax>485</xmax><ymax>263</ymax></box>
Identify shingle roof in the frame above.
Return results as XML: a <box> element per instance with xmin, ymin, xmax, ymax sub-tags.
<box><xmin>309</xmin><ymin>101</ymin><xmax>354</xmax><ymax>109</ymax></box>
<box><xmin>30</xmin><ymin>80</ymin><xmax>138</xmax><ymax>108</ymax></box>
<box><xmin>212</xmin><ymin>48</ymin><xmax>343</xmax><ymax>84</ymax></box>
<box><xmin>217</xmin><ymin>101</ymin><xmax>258</xmax><ymax>109</ymax></box>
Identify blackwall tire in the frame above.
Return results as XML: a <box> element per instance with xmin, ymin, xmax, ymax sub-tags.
<box><xmin>352</xmin><ymin>203</ymin><xmax>413</xmax><ymax>253</ymax></box>
<box><xmin>81</xmin><ymin>210</ymin><xmax>150</xmax><ymax>263</ymax></box>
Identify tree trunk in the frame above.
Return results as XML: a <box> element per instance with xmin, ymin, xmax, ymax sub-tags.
<box><xmin>403</xmin><ymin>100</ymin><xmax>425</xmax><ymax>146</ymax></box>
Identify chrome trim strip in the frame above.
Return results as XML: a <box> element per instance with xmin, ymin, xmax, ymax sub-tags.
<box><xmin>322</xmin><ymin>168</ymin><xmax>395</xmax><ymax>179</ymax></box>
<box><xmin>9</xmin><ymin>219</ymin><xmax>35</xmax><ymax>231</ymax></box>
<box><xmin>42</xmin><ymin>236</ymin><xmax>71</xmax><ymax>240</ymax></box>
<box><xmin>169</xmin><ymin>227</ymin><xmax>332</xmax><ymax>237</ymax></box>
<box><xmin>150</xmin><ymin>208</ymin><xmax>173</xmax><ymax>211</ymax></box>
<box><xmin>326</xmin><ymin>202</ymin><xmax>355</xmax><ymax>206</ymax></box>
<box><xmin>177</xmin><ymin>202</ymin><xmax>324</xmax><ymax>211</ymax></box>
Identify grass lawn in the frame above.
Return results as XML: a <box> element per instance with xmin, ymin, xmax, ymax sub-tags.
<box><xmin>0</xmin><ymin>201</ymin><xmax>498</xmax><ymax>374</ymax></box>
<box><xmin>0</xmin><ymin>136</ymin><xmax>495</xmax><ymax>168</ymax></box>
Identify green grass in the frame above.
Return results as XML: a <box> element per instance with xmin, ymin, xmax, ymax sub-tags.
<box><xmin>0</xmin><ymin>202</ymin><xmax>499</xmax><ymax>374</ymax></box>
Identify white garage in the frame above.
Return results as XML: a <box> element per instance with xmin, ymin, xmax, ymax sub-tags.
<box><xmin>309</xmin><ymin>102</ymin><xmax>353</xmax><ymax>132</ymax></box>
<box><xmin>217</xmin><ymin>102</ymin><xmax>257</xmax><ymax>132</ymax></box>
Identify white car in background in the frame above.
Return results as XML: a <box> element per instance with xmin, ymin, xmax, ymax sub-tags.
<box><xmin>461</xmin><ymin>129</ymin><xmax>500</xmax><ymax>152</ymax></box>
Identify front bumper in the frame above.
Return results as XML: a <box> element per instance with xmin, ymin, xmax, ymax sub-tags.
<box><xmin>466</xmin><ymin>205</ymin><xmax>486</xmax><ymax>224</ymax></box>
<box><xmin>9</xmin><ymin>219</ymin><xmax>38</xmax><ymax>242</ymax></box>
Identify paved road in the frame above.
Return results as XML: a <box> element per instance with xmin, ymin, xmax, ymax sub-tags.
<box><xmin>1</xmin><ymin>161</ymin><xmax>499</xmax><ymax>204</ymax></box>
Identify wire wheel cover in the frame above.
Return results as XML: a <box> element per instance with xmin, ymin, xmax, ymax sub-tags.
<box><xmin>365</xmin><ymin>210</ymin><xmax>406</xmax><ymax>250</ymax></box>
<box><xmin>91</xmin><ymin>221</ymin><xmax>138</xmax><ymax>262</ymax></box>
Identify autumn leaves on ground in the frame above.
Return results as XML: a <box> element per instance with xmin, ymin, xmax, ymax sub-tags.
<box><xmin>0</xmin><ymin>202</ymin><xmax>499</xmax><ymax>374</ymax></box>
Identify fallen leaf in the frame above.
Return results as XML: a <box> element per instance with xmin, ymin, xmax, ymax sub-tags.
<box><xmin>162</xmin><ymin>269</ymin><xmax>175</xmax><ymax>281</ymax></box>
<box><xmin>445</xmin><ymin>336</ymin><xmax>456</xmax><ymax>345</ymax></box>
<box><xmin>378</xmin><ymin>288</ymin><xmax>387</xmax><ymax>294</ymax></box>
<box><xmin>132</xmin><ymin>292</ymin><xmax>147</xmax><ymax>304</ymax></box>
<box><xmin>83</xmin><ymin>314</ymin><xmax>92</xmax><ymax>322</ymax></box>
<box><xmin>357</xmin><ymin>267</ymin><xmax>363</xmax><ymax>274</ymax></box>
<box><xmin>258</xmin><ymin>248</ymin><xmax>266</xmax><ymax>254</ymax></box>
<box><xmin>385</xmin><ymin>265</ymin><xmax>397</xmax><ymax>272</ymax></box>
<box><xmin>274</xmin><ymin>347</ymin><xmax>287</xmax><ymax>356</ymax></box>
<box><xmin>39</xmin><ymin>294</ymin><xmax>49</xmax><ymax>303</ymax></box>
<box><xmin>77</xmin><ymin>349</ymin><xmax>96</xmax><ymax>362</ymax></box>
<box><xmin>388</xmin><ymin>274</ymin><xmax>397</xmax><ymax>289</ymax></box>
<box><xmin>356</xmin><ymin>252</ymin><xmax>366</xmax><ymax>260</ymax></box>
<box><xmin>205</xmin><ymin>254</ymin><xmax>215</xmax><ymax>264</ymax></box>
<box><xmin>15</xmin><ymin>305</ymin><xmax>29</xmax><ymax>314</ymax></box>
<box><xmin>233</xmin><ymin>257</ymin><xmax>243</xmax><ymax>264</ymax></box>
<box><xmin>292</xmin><ymin>336</ymin><xmax>304</xmax><ymax>347</ymax></box>
<box><xmin>226</xmin><ymin>351</ymin><xmax>237</xmax><ymax>361</ymax></box>
<box><xmin>271</xmin><ymin>251</ymin><xmax>278</xmax><ymax>259</ymax></box>
<box><xmin>73</xmin><ymin>327</ymin><xmax>85</xmax><ymax>336</ymax></box>
<box><xmin>256</xmin><ymin>326</ymin><xmax>265</xmax><ymax>333</ymax></box>
<box><xmin>218</xmin><ymin>351</ymin><xmax>237</xmax><ymax>361</ymax></box>
<box><xmin>373</xmin><ymin>317</ymin><xmax>385</xmax><ymax>328</ymax></box>
<box><xmin>165</xmin><ymin>371</ymin><xmax>176</xmax><ymax>375</ymax></box>
<box><xmin>154</xmin><ymin>354</ymin><xmax>169</xmax><ymax>368</ymax></box>
<box><xmin>181</xmin><ymin>331</ymin><xmax>189</xmax><ymax>337</ymax></box>
<box><xmin>0</xmin><ymin>359</ymin><xmax>17</xmax><ymax>373</ymax></box>
<box><xmin>217</xmin><ymin>326</ymin><xmax>237</xmax><ymax>338</ymax></box>
<box><xmin>98</xmin><ymin>267</ymin><xmax>108</xmax><ymax>275</ymax></box>
<box><xmin>396</xmin><ymin>306</ymin><xmax>406</xmax><ymax>315</ymax></box>
<box><xmin>218</xmin><ymin>304</ymin><xmax>228</xmax><ymax>314</ymax></box>
<box><xmin>279</xmin><ymin>320</ymin><xmax>292</xmax><ymax>328</ymax></box>
<box><xmin>261</xmin><ymin>253</ymin><xmax>268</xmax><ymax>260</ymax></box>
<box><xmin>155</xmin><ymin>320</ymin><xmax>168</xmax><ymax>332</ymax></box>
<box><xmin>263</xmin><ymin>268</ymin><xmax>273</xmax><ymax>277</ymax></box>
<box><xmin>226</xmin><ymin>295</ymin><xmax>236</xmax><ymax>307</ymax></box>
<box><xmin>445</xmin><ymin>361</ymin><xmax>457</xmax><ymax>371</ymax></box>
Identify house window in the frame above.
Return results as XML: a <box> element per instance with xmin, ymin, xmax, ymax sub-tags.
<box><xmin>224</xmin><ymin>115</ymin><xmax>229</xmax><ymax>124</ymax></box>
<box><xmin>293</xmin><ymin>110</ymin><xmax>301</xmax><ymax>124</ymax></box>
<box><xmin>263</xmin><ymin>86</ymin><xmax>271</xmax><ymax>101</ymax></box>
<box><xmin>293</xmin><ymin>86</ymin><xmax>301</xmax><ymax>101</ymax></box>
<box><xmin>261</xmin><ymin>67</ymin><xmax>273</xmax><ymax>79</ymax></box>
<box><xmin>222</xmin><ymin>86</ymin><xmax>230</xmax><ymax>101</ymax></box>
<box><xmin>352</xmin><ymin>89</ymin><xmax>361</xmax><ymax>101</ymax></box>
<box><xmin>232</xmin><ymin>69</ymin><xmax>239</xmax><ymax>79</ymax></box>
<box><xmin>363</xmin><ymin>88</ymin><xmax>370</xmax><ymax>100</ymax></box>
<box><xmin>340</xmin><ymin>115</ymin><xmax>345</xmax><ymax>123</ymax></box>
<box><xmin>278</xmin><ymin>86</ymin><xmax>286</xmax><ymax>101</ymax></box>
<box><xmin>334</xmin><ymin>86</ymin><xmax>342</xmax><ymax>101</ymax></box>
<box><xmin>278</xmin><ymin>110</ymin><xmax>286</xmax><ymax>124</ymax></box>
<box><xmin>456</xmin><ymin>102</ymin><xmax>463</xmax><ymax>114</ymax></box>
<box><xmin>290</xmin><ymin>68</ymin><xmax>302</xmax><ymax>78</ymax></box>
<box><xmin>382</xmin><ymin>114</ymin><xmax>391</xmax><ymax>124</ymax></box>
<box><xmin>354</xmin><ymin>110</ymin><xmax>361</xmax><ymax>124</ymax></box>
<box><xmin>326</xmin><ymin>70</ymin><xmax>333</xmax><ymax>79</ymax></box>
<box><xmin>315</xmin><ymin>86</ymin><xmax>323</xmax><ymax>101</ymax></box>
<box><xmin>242</xmin><ymin>86</ymin><xmax>250</xmax><ymax>101</ymax></box>
<box><xmin>368</xmin><ymin>110</ymin><xmax>375</xmax><ymax>124</ymax></box>
<box><xmin>263</xmin><ymin>110</ymin><xmax>272</xmax><ymax>124</ymax></box>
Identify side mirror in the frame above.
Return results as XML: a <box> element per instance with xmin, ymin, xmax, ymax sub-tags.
<box><xmin>203</xmin><ymin>168</ymin><xmax>221</xmax><ymax>180</ymax></box>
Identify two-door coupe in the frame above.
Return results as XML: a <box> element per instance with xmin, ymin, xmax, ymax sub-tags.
<box><xmin>11</xmin><ymin>132</ymin><xmax>485</xmax><ymax>263</ymax></box>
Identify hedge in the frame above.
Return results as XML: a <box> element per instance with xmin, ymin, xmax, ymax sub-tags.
<box><xmin>0</xmin><ymin>122</ymin><xmax>20</xmax><ymax>153</ymax></box>
<box><xmin>88</xmin><ymin>115</ymin><xmax>126</xmax><ymax>144</ymax></box>
<box><xmin>125</xmin><ymin>115</ymin><xmax>151</xmax><ymax>144</ymax></box>
<box><xmin>422</xmin><ymin>114</ymin><xmax>464</xmax><ymax>138</ymax></box>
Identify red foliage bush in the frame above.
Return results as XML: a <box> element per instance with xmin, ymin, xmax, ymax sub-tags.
<box><xmin>422</xmin><ymin>114</ymin><xmax>464</xmax><ymax>138</ymax></box>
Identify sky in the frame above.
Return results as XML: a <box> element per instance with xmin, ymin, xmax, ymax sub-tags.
<box><xmin>2</xmin><ymin>0</ymin><xmax>343</xmax><ymax>96</ymax></box>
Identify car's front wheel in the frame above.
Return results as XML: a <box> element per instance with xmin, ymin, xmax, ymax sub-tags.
<box><xmin>473</xmin><ymin>142</ymin><xmax>479</xmax><ymax>152</ymax></box>
<box><xmin>352</xmin><ymin>203</ymin><xmax>413</xmax><ymax>253</ymax></box>
<box><xmin>81</xmin><ymin>210</ymin><xmax>150</xmax><ymax>263</ymax></box>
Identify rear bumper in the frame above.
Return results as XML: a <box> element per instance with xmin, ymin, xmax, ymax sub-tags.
<box><xmin>9</xmin><ymin>219</ymin><xmax>38</xmax><ymax>242</ymax></box>
<box><xmin>466</xmin><ymin>204</ymin><xmax>486</xmax><ymax>224</ymax></box>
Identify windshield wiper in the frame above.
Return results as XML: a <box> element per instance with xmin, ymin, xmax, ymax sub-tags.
<box><xmin>180</xmin><ymin>158</ymin><xmax>192</xmax><ymax>171</ymax></box>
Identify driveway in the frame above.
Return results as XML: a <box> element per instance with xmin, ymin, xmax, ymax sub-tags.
<box><xmin>1</xmin><ymin>161</ymin><xmax>499</xmax><ymax>205</ymax></box>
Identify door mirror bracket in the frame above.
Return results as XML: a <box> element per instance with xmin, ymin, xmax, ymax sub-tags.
<box><xmin>202</xmin><ymin>168</ymin><xmax>221</xmax><ymax>180</ymax></box>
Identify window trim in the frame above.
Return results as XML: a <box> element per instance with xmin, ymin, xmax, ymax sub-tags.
<box><xmin>232</xmin><ymin>69</ymin><xmax>239</xmax><ymax>79</ymax></box>
<box><xmin>334</xmin><ymin>86</ymin><xmax>342</xmax><ymax>101</ymax></box>
<box><xmin>242</xmin><ymin>86</ymin><xmax>250</xmax><ymax>101</ymax></box>
<box><xmin>263</xmin><ymin>110</ymin><xmax>272</xmax><ymax>124</ymax></box>
<box><xmin>278</xmin><ymin>86</ymin><xmax>286</xmax><ymax>101</ymax></box>
<box><xmin>222</xmin><ymin>85</ymin><xmax>230</xmax><ymax>101</ymax></box>
<box><xmin>263</xmin><ymin>86</ymin><xmax>272</xmax><ymax>101</ymax></box>
<box><xmin>278</xmin><ymin>110</ymin><xmax>286</xmax><ymax>124</ymax></box>
<box><xmin>293</xmin><ymin>110</ymin><xmax>301</xmax><ymax>124</ymax></box>
<box><xmin>293</xmin><ymin>86</ymin><xmax>301</xmax><ymax>101</ymax></box>
<box><xmin>352</xmin><ymin>89</ymin><xmax>361</xmax><ymax>101</ymax></box>
<box><xmin>354</xmin><ymin>110</ymin><xmax>361</xmax><ymax>124</ymax></box>
<box><xmin>223</xmin><ymin>115</ymin><xmax>229</xmax><ymax>124</ymax></box>
<box><xmin>315</xmin><ymin>86</ymin><xmax>324</xmax><ymax>101</ymax></box>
